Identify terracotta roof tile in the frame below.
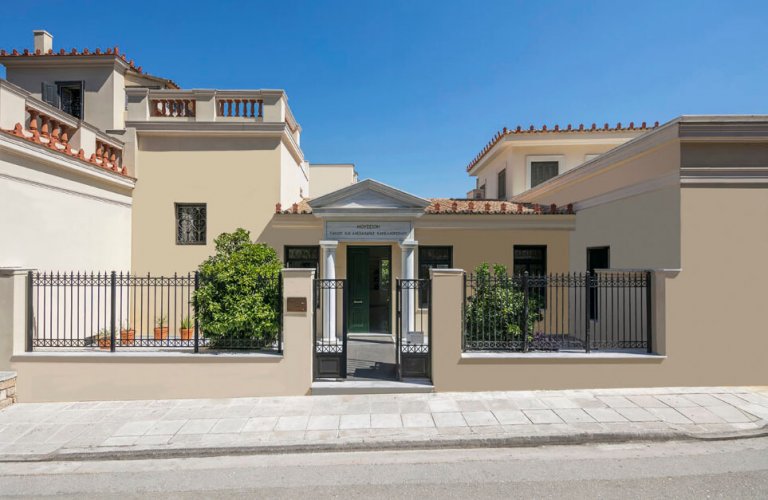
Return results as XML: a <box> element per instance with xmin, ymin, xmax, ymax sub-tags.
<box><xmin>0</xmin><ymin>46</ymin><xmax>179</xmax><ymax>89</ymax></box>
<box><xmin>466</xmin><ymin>121</ymin><xmax>660</xmax><ymax>172</ymax></box>
<box><xmin>0</xmin><ymin>122</ymin><xmax>131</xmax><ymax>178</ymax></box>
<box><xmin>275</xmin><ymin>198</ymin><xmax>574</xmax><ymax>215</ymax></box>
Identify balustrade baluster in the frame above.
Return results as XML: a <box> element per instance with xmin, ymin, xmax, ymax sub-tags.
<box><xmin>40</xmin><ymin>116</ymin><xmax>50</xmax><ymax>137</ymax></box>
<box><xmin>226</xmin><ymin>99</ymin><xmax>233</xmax><ymax>117</ymax></box>
<box><xmin>258</xmin><ymin>99</ymin><xmax>263</xmax><ymax>118</ymax></box>
<box><xmin>28</xmin><ymin>109</ymin><xmax>39</xmax><ymax>131</ymax></box>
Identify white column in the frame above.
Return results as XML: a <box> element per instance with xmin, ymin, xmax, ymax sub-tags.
<box><xmin>320</xmin><ymin>240</ymin><xmax>338</xmax><ymax>343</ymax></box>
<box><xmin>400</xmin><ymin>240</ymin><xmax>418</xmax><ymax>337</ymax></box>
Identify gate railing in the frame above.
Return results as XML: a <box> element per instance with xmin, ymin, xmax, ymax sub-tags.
<box><xmin>396</xmin><ymin>278</ymin><xmax>431</xmax><ymax>379</ymax></box>
<box><xmin>313</xmin><ymin>279</ymin><xmax>347</xmax><ymax>378</ymax></box>
<box><xmin>463</xmin><ymin>271</ymin><xmax>652</xmax><ymax>353</ymax></box>
<box><xmin>26</xmin><ymin>271</ymin><xmax>282</xmax><ymax>353</ymax></box>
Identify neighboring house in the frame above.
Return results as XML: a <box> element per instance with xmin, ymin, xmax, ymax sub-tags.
<box><xmin>0</xmin><ymin>31</ymin><xmax>766</xmax><ymax>401</ymax></box>
<box><xmin>465</xmin><ymin>123</ymin><xmax>654</xmax><ymax>199</ymax></box>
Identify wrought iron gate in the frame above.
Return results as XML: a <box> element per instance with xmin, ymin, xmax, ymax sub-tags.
<box><xmin>396</xmin><ymin>279</ymin><xmax>431</xmax><ymax>379</ymax></box>
<box><xmin>313</xmin><ymin>279</ymin><xmax>347</xmax><ymax>379</ymax></box>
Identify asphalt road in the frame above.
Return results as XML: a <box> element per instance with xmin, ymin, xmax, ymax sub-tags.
<box><xmin>1</xmin><ymin>437</ymin><xmax>767</xmax><ymax>498</ymax></box>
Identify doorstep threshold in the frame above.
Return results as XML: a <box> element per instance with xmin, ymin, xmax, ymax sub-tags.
<box><xmin>311</xmin><ymin>378</ymin><xmax>434</xmax><ymax>395</ymax></box>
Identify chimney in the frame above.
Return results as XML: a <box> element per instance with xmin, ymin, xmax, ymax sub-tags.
<box><xmin>33</xmin><ymin>30</ymin><xmax>53</xmax><ymax>53</ymax></box>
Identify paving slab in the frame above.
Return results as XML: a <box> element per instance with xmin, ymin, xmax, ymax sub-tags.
<box><xmin>0</xmin><ymin>386</ymin><xmax>766</xmax><ymax>462</ymax></box>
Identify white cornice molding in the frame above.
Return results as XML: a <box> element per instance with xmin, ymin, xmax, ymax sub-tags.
<box><xmin>573</xmin><ymin>171</ymin><xmax>679</xmax><ymax>211</ymax></box>
<box><xmin>0</xmin><ymin>171</ymin><xmax>132</xmax><ymax>208</ymax></box>
<box><xmin>680</xmin><ymin>166</ymin><xmax>768</xmax><ymax>186</ymax></box>
<box><xmin>0</xmin><ymin>134</ymin><xmax>135</xmax><ymax>191</ymax></box>
<box><xmin>309</xmin><ymin>179</ymin><xmax>430</xmax><ymax>211</ymax></box>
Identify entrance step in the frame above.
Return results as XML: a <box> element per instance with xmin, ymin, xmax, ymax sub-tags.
<box><xmin>347</xmin><ymin>333</ymin><xmax>394</xmax><ymax>343</ymax></box>
<box><xmin>311</xmin><ymin>379</ymin><xmax>434</xmax><ymax>395</ymax></box>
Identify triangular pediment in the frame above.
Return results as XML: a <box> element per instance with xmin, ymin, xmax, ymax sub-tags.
<box><xmin>309</xmin><ymin>179</ymin><xmax>429</xmax><ymax>217</ymax></box>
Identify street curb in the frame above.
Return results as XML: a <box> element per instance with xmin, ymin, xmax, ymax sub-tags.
<box><xmin>2</xmin><ymin>422</ymin><xmax>767</xmax><ymax>463</ymax></box>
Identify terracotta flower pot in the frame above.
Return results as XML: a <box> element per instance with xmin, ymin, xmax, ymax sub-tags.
<box><xmin>120</xmin><ymin>329</ymin><xmax>135</xmax><ymax>346</ymax></box>
<box><xmin>179</xmin><ymin>328</ymin><xmax>194</xmax><ymax>341</ymax></box>
<box><xmin>98</xmin><ymin>338</ymin><xmax>111</xmax><ymax>350</ymax></box>
<box><xmin>153</xmin><ymin>326</ymin><xmax>169</xmax><ymax>340</ymax></box>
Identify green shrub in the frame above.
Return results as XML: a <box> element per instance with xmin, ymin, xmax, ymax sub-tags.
<box><xmin>195</xmin><ymin>228</ymin><xmax>281</xmax><ymax>348</ymax></box>
<box><xmin>464</xmin><ymin>263</ymin><xmax>541</xmax><ymax>344</ymax></box>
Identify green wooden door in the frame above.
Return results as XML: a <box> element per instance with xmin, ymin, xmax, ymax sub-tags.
<box><xmin>347</xmin><ymin>247</ymin><xmax>370</xmax><ymax>333</ymax></box>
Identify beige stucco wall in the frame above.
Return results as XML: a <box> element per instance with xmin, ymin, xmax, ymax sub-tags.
<box><xmin>309</xmin><ymin>164</ymin><xmax>357</xmax><ymax>198</ymax></box>
<box><xmin>662</xmin><ymin>186</ymin><xmax>768</xmax><ymax>384</ymax></box>
<box><xmin>517</xmin><ymin>138</ymin><xmax>680</xmax><ymax>207</ymax></box>
<box><xmin>131</xmin><ymin>135</ymin><xmax>282</xmax><ymax>275</ymax></box>
<box><xmin>10</xmin><ymin>269</ymin><xmax>315</xmax><ymax>402</ymax></box>
<box><xmin>5</xmin><ymin>64</ymin><xmax>124</xmax><ymax>131</ymax></box>
<box><xmin>569</xmin><ymin>185</ymin><xmax>681</xmax><ymax>271</ymax></box>
<box><xmin>279</xmin><ymin>143</ymin><xmax>308</xmax><ymax>208</ymax></box>
<box><xmin>415</xmin><ymin>221</ymin><xmax>571</xmax><ymax>275</ymax></box>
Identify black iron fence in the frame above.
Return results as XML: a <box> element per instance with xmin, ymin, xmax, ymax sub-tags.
<box><xmin>27</xmin><ymin>271</ymin><xmax>282</xmax><ymax>353</ymax></box>
<box><xmin>463</xmin><ymin>271</ymin><xmax>652</xmax><ymax>353</ymax></box>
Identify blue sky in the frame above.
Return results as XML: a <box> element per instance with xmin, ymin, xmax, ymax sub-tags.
<box><xmin>2</xmin><ymin>1</ymin><xmax>767</xmax><ymax>197</ymax></box>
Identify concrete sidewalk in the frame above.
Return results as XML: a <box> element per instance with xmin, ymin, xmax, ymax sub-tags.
<box><xmin>1</xmin><ymin>386</ymin><xmax>767</xmax><ymax>462</ymax></box>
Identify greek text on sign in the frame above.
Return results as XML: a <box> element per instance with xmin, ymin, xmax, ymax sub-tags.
<box><xmin>325</xmin><ymin>221</ymin><xmax>412</xmax><ymax>241</ymax></box>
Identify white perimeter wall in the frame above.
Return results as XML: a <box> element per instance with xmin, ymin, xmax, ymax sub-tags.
<box><xmin>0</xmin><ymin>148</ymin><xmax>132</xmax><ymax>271</ymax></box>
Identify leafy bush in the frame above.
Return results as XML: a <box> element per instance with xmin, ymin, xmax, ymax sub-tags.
<box><xmin>464</xmin><ymin>263</ymin><xmax>541</xmax><ymax>345</ymax></box>
<box><xmin>195</xmin><ymin>228</ymin><xmax>281</xmax><ymax>348</ymax></box>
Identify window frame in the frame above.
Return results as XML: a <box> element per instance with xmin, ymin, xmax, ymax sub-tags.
<box><xmin>284</xmin><ymin>245</ymin><xmax>320</xmax><ymax>273</ymax></box>
<box><xmin>497</xmin><ymin>168</ymin><xmax>507</xmax><ymax>199</ymax></box>
<box><xmin>42</xmin><ymin>81</ymin><xmax>85</xmax><ymax>119</ymax></box>
<box><xmin>418</xmin><ymin>246</ymin><xmax>453</xmax><ymax>308</ymax></box>
<box><xmin>587</xmin><ymin>246</ymin><xmax>610</xmax><ymax>320</ymax></box>
<box><xmin>175</xmin><ymin>203</ymin><xmax>207</xmax><ymax>246</ymax></box>
<box><xmin>526</xmin><ymin>155</ymin><xmax>563</xmax><ymax>190</ymax></box>
<box><xmin>513</xmin><ymin>245</ymin><xmax>547</xmax><ymax>276</ymax></box>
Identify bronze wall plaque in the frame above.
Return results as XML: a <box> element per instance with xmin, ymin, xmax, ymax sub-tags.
<box><xmin>286</xmin><ymin>297</ymin><xmax>307</xmax><ymax>313</ymax></box>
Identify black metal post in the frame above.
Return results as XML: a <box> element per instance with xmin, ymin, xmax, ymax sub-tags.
<box><xmin>646</xmin><ymin>271</ymin><xmax>653</xmax><ymax>354</ymax></box>
<box><xmin>26</xmin><ymin>271</ymin><xmax>34</xmax><ymax>352</ymax></box>
<box><xmin>462</xmin><ymin>272</ymin><xmax>467</xmax><ymax>352</ymax></box>
<box><xmin>110</xmin><ymin>271</ymin><xmax>116</xmax><ymax>352</ymax></box>
<box><xmin>278</xmin><ymin>272</ymin><xmax>283</xmax><ymax>353</ymax></box>
<box><xmin>522</xmin><ymin>271</ymin><xmax>529</xmax><ymax>353</ymax></box>
<box><xmin>584</xmin><ymin>271</ymin><xmax>591</xmax><ymax>353</ymax></box>
<box><xmin>193</xmin><ymin>271</ymin><xmax>200</xmax><ymax>353</ymax></box>
<box><xmin>341</xmin><ymin>280</ymin><xmax>348</xmax><ymax>378</ymax></box>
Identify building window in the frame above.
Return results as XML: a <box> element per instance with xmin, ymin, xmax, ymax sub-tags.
<box><xmin>42</xmin><ymin>81</ymin><xmax>84</xmax><ymax>119</ymax></box>
<box><xmin>418</xmin><ymin>246</ymin><xmax>452</xmax><ymax>307</ymax></box>
<box><xmin>587</xmin><ymin>246</ymin><xmax>610</xmax><ymax>320</ymax></box>
<box><xmin>175</xmin><ymin>203</ymin><xmax>206</xmax><ymax>245</ymax></box>
<box><xmin>513</xmin><ymin>245</ymin><xmax>547</xmax><ymax>276</ymax></box>
<box><xmin>285</xmin><ymin>246</ymin><xmax>320</xmax><ymax>271</ymax></box>
<box><xmin>515</xmin><ymin>245</ymin><xmax>547</xmax><ymax>307</ymax></box>
<box><xmin>526</xmin><ymin>155</ymin><xmax>563</xmax><ymax>189</ymax></box>
<box><xmin>530</xmin><ymin>161</ymin><xmax>559</xmax><ymax>188</ymax></box>
<box><xmin>497</xmin><ymin>169</ymin><xmax>506</xmax><ymax>199</ymax></box>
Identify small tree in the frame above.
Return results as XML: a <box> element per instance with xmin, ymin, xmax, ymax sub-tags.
<box><xmin>464</xmin><ymin>263</ymin><xmax>541</xmax><ymax>346</ymax></box>
<box><xmin>195</xmin><ymin>229</ymin><xmax>281</xmax><ymax>348</ymax></box>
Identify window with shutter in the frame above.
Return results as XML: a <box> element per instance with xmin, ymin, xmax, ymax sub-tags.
<box><xmin>41</xmin><ymin>82</ymin><xmax>59</xmax><ymax>107</ymax></box>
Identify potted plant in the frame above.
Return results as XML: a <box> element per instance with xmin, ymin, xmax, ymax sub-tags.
<box><xmin>154</xmin><ymin>315</ymin><xmax>169</xmax><ymax>340</ymax></box>
<box><xmin>179</xmin><ymin>316</ymin><xmax>194</xmax><ymax>341</ymax></box>
<box><xmin>96</xmin><ymin>329</ymin><xmax>112</xmax><ymax>350</ymax></box>
<box><xmin>120</xmin><ymin>321</ymin><xmax>135</xmax><ymax>346</ymax></box>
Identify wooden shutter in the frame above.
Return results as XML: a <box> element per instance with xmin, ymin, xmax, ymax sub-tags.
<box><xmin>41</xmin><ymin>82</ymin><xmax>59</xmax><ymax>107</ymax></box>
